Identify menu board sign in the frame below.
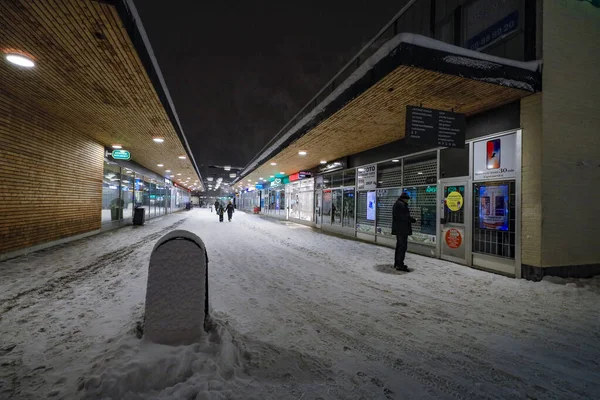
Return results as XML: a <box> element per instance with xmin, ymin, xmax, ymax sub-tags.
<box><xmin>406</xmin><ymin>106</ymin><xmax>466</xmax><ymax>148</ymax></box>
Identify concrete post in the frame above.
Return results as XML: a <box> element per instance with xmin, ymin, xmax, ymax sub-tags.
<box><xmin>144</xmin><ymin>230</ymin><xmax>209</xmax><ymax>345</ymax></box>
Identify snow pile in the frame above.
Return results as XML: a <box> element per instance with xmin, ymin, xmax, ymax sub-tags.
<box><xmin>541</xmin><ymin>275</ymin><xmax>600</xmax><ymax>293</ymax></box>
<box><xmin>442</xmin><ymin>55</ymin><xmax>501</xmax><ymax>70</ymax></box>
<box><xmin>479</xmin><ymin>77</ymin><xmax>534</xmax><ymax>92</ymax></box>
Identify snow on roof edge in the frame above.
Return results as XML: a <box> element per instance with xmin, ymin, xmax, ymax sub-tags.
<box><xmin>241</xmin><ymin>33</ymin><xmax>542</xmax><ymax>177</ymax></box>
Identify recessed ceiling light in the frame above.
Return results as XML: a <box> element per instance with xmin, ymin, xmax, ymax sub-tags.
<box><xmin>6</xmin><ymin>53</ymin><xmax>35</xmax><ymax>68</ymax></box>
<box><xmin>165</xmin><ymin>169</ymin><xmax>171</xmax><ymax>172</ymax></box>
<box><xmin>269</xmin><ymin>175</ymin><xmax>274</xmax><ymax>178</ymax></box>
<box><xmin>157</xmin><ymin>164</ymin><xmax>164</xmax><ymax>167</ymax></box>
<box><xmin>112</xmin><ymin>144</ymin><xmax>122</xmax><ymax>149</ymax></box>
<box><xmin>177</xmin><ymin>173</ymin><xmax>182</xmax><ymax>176</ymax></box>
<box><xmin>320</xmin><ymin>160</ymin><xmax>327</xmax><ymax>164</ymax></box>
<box><xmin>392</xmin><ymin>159</ymin><xmax>400</xmax><ymax>163</ymax></box>
<box><xmin>259</xmin><ymin>177</ymin><xmax>264</xmax><ymax>180</ymax></box>
<box><xmin>153</xmin><ymin>138</ymin><xmax>164</xmax><ymax>143</ymax></box>
<box><xmin>169</xmin><ymin>175</ymin><xmax>174</xmax><ymax>178</ymax></box>
<box><xmin>270</xmin><ymin>162</ymin><xmax>277</xmax><ymax>166</ymax></box>
<box><xmin>224</xmin><ymin>166</ymin><xmax>231</xmax><ymax>171</ymax></box>
<box><xmin>248</xmin><ymin>179</ymin><xmax>252</xmax><ymax>182</ymax></box>
<box><xmin>229</xmin><ymin>173</ymin><xmax>236</xmax><ymax>178</ymax></box>
<box><xmin>178</xmin><ymin>155</ymin><xmax>186</xmax><ymax>159</ymax></box>
<box><xmin>298</xmin><ymin>151</ymin><xmax>307</xmax><ymax>156</ymax></box>
<box><xmin>280</xmin><ymin>171</ymin><xmax>285</xmax><ymax>175</ymax></box>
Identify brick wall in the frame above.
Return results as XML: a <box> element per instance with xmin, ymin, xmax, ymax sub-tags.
<box><xmin>520</xmin><ymin>94</ymin><xmax>543</xmax><ymax>267</ymax></box>
<box><xmin>540</xmin><ymin>0</ymin><xmax>600</xmax><ymax>267</ymax></box>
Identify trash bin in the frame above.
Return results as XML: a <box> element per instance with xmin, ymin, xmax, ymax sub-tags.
<box><xmin>133</xmin><ymin>207</ymin><xmax>145</xmax><ymax>226</ymax></box>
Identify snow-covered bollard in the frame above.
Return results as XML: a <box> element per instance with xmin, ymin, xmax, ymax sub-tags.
<box><xmin>144</xmin><ymin>230</ymin><xmax>209</xmax><ymax>345</ymax></box>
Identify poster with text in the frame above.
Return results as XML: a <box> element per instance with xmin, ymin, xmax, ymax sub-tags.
<box><xmin>366</xmin><ymin>191</ymin><xmax>376</xmax><ymax>221</ymax></box>
<box><xmin>473</xmin><ymin>133</ymin><xmax>517</xmax><ymax>181</ymax></box>
<box><xmin>357</xmin><ymin>164</ymin><xmax>377</xmax><ymax>190</ymax></box>
<box><xmin>479</xmin><ymin>184</ymin><xmax>509</xmax><ymax>231</ymax></box>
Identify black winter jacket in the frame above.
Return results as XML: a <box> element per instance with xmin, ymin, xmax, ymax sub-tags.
<box><xmin>392</xmin><ymin>199</ymin><xmax>416</xmax><ymax>236</ymax></box>
<box><xmin>225</xmin><ymin>204</ymin><xmax>235</xmax><ymax>214</ymax></box>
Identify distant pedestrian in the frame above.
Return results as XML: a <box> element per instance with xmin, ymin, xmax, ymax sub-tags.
<box><xmin>392</xmin><ymin>192</ymin><xmax>416</xmax><ymax>271</ymax></box>
<box><xmin>214</xmin><ymin>200</ymin><xmax>220</xmax><ymax>212</ymax></box>
<box><xmin>225</xmin><ymin>201</ymin><xmax>235</xmax><ymax>222</ymax></box>
<box><xmin>217</xmin><ymin>204</ymin><xmax>224</xmax><ymax>222</ymax></box>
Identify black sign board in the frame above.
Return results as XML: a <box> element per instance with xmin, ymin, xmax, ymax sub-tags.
<box><xmin>406</xmin><ymin>106</ymin><xmax>466</xmax><ymax>148</ymax></box>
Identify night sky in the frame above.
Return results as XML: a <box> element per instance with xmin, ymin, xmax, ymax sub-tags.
<box><xmin>133</xmin><ymin>1</ymin><xmax>402</xmax><ymax>172</ymax></box>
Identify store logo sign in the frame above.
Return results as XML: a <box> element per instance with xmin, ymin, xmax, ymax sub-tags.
<box><xmin>111</xmin><ymin>150</ymin><xmax>131</xmax><ymax>160</ymax></box>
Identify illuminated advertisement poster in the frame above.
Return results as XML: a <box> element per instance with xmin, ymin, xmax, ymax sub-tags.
<box><xmin>366</xmin><ymin>191</ymin><xmax>376</xmax><ymax>221</ymax></box>
<box><xmin>473</xmin><ymin>133</ymin><xmax>516</xmax><ymax>181</ymax></box>
<box><xmin>479</xmin><ymin>184</ymin><xmax>509</xmax><ymax>230</ymax></box>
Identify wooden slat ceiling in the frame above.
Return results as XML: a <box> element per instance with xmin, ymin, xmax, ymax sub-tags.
<box><xmin>239</xmin><ymin>65</ymin><xmax>531</xmax><ymax>189</ymax></box>
<box><xmin>0</xmin><ymin>0</ymin><xmax>200</xmax><ymax>190</ymax></box>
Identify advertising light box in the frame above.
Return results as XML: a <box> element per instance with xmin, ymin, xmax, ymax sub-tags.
<box><xmin>479</xmin><ymin>184</ymin><xmax>509</xmax><ymax>231</ymax></box>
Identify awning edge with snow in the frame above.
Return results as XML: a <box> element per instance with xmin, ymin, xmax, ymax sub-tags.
<box><xmin>239</xmin><ymin>33</ymin><xmax>542</xmax><ymax>179</ymax></box>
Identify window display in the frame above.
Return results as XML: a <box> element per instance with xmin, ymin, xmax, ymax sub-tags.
<box><xmin>473</xmin><ymin>181</ymin><xmax>515</xmax><ymax>258</ymax></box>
<box><xmin>478</xmin><ymin>184</ymin><xmax>509</xmax><ymax>231</ymax></box>
<box><xmin>342</xmin><ymin>188</ymin><xmax>355</xmax><ymax>227</ymax></box>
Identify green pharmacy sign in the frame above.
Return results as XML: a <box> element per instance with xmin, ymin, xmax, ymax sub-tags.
<box><xmin>111</xmin><ymin>150</ymin><xmax>131</xmax><ymax>160</ymax></box>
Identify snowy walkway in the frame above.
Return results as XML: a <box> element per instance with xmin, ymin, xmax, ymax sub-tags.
<box><xmin>1</xmin><ymin>209</ymin><xmax>599</xmax><ymax>400</ymax></box>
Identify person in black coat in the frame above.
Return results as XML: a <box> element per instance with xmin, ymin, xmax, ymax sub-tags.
<box><xmin>392</xmin><ymin>192</ymin><xmax>417</xmax><ymax>271</ymax></box>
<box><xmin>217</xmin><ymin>204</ymin><xmax>224</xmax><ymax>222</ymax></box>
<box><xmin>225</xmin><ymin>201</ymin><xmax>235</xmax><ymax>222</ymax></box>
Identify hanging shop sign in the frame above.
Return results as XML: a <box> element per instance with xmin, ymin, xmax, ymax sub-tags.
<box><xmin>472</xmin><ymin>132</ymin><xmax>516</xmax><ymax>181</ymax></box>
<box><xmin>164</xmin><ymin>178</ymin><xmax>172</xmax><ymax>186</ymax></box>
<box><xmin>357</xmin><ymin>164</ymin><xmax>377</xmax><ymax>190</ymax></box>
<box><xmin>289</xmin><ymin>171</ymin><xmax>312</xmax><ymax>182</ymax></box>
<box><xmin>366</xmin><ymin>191</ymin><xmax>376</xmax><ymax>221</ymax></box>
<box><xmin>111</xmin><ymin>149</ymin><xmax>131</xmax><ymax>160</ymax></box>
<box><xmin>446</xmin><ymin>191</ymin><xmax>464</xmax><ymax>212</ymax></box>
<box><xmin>406</xmin><ymin>106</ymin><xmax>466</xmax><ymax>148</ymax></box>
<box><xmin>479</xmin><ymin>184</ymin><xmax>509</xmax><ymax>231</ymax></box>
<box><xmin>270</xmin><ymin>178</ymin><xmax>283</xmax><ymax>188</ymax></box>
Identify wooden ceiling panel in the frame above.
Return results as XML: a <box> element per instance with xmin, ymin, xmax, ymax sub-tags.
<box><xmin>239</xmin><ymin>65</ymin><xmax>529</xmax><ymax>189</ymax></box>
<box><xmin>0</xmin><ymin>0</ymin><xmax>200</xmax><ymax>189</ymax></box>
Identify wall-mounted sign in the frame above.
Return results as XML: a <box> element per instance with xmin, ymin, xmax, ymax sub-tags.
<box><xmin>111</xmin><ymin>149</ymin><xmax>131</xmax><ymax>160</ymax></box>
<box><xmin>164</xmin><ymin>178</ymin><xmax>172</xmax><ymax>186</ymax></box>
<box><xmin>479</xmin><ymin>184</ymin><xmax>509</xmax><ymax>231</ymax></box>
<box><xmin>318</xmin><ymin>159</ymin><xmax>346</xmax><ymax>173</ymax></box>
<box><xmin>473</xmin><ymin>133</ymin><xmax>516</xmax><ymax>181</ymax></box>
<box><xmin>445</xmin><ymin>228</ymin><xmax>463</xmax><ymax>249</ymax></box>
<box><xmin>357</xmin><ymin>164</ymin><xmax>377</xmax><ymax>190</ymax></box>
<box><xmin>271</xmin><ymin>178</ymin><xmax>283</xmax><ymax>188</ymax></box>
<box><xmin>466</xmin><ymin>10</ymin><xmax>519</xmax><ymax>52</ymax></box>
<box><xmin>446</xmin><ymin>191</ymin><xmax>464</xmax><ymax>212</ymax></box>
<box><xmin>406</xmin><ymin>106</ymin><xmax>466</xmax><ymax>148</ymax></box>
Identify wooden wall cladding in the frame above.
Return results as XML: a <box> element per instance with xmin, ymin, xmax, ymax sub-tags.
<box><xmin>0</xmin><ymin>0</ymin><xmax>201</xmax><ymax>190</ymax></box>
<box><xmin>0</xmin><ymin>93</ymin><xmax>104</xmax><ymax>255</ymax></box>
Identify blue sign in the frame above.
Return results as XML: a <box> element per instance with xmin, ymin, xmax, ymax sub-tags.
<box><xmin>467</xmin><ymin>11</ymin><xmax>519</xmax><ymax>52</ymax></box>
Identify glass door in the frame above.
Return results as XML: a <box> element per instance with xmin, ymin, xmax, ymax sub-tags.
<box><xmin>314</xmin><ymin>190</ymin><xmax>322</xmax><ymax>228</ymax></box>
<box><xmin>439</xmin><ymin>179</ymin><xmax>470</xmax><ymax>264</ymax></box>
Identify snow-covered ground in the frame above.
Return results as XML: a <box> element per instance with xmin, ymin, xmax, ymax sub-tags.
<box><xmin>1</xmin><ymin>209</ymin><xmax>599</xmax><ymax>400</ymax></box>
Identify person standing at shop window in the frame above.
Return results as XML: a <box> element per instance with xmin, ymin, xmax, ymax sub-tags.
<box><xmin>392</xmin><ymin>192</ymin><xmax>416</xmax><ymax>271</ymax></box>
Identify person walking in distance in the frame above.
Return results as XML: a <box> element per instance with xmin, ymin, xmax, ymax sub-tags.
<box><xmin>392</xmin><ymin>192</ymin><xmax>416</xmax><ymax>271</ymax></box>
<box><xmin>214</xmin><ymin>200</ymin><xmax>220</xmax><ymax>213</ymax></box>
<box><xmin>217</xmin><ymin>203</ymin><xmax>225</xmax><ymax>222</ymax></box>
<box><xmin>225</xmin><ymin>201</ymin><xmax>235</xmax><ymax>222</ymax></box>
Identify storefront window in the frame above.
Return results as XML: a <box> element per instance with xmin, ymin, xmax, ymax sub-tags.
<box><xmin>403</xmin><ymin>153</ymin><xmax>437</xmax><ymax>186</ymax></box>
<box><xmin>342</xmin><ymin>188</ymin><xmax>355</xmax><ymax>227</ymax></box>
<box><xmin>332</xmin><ymin>189</ymin><xmax>342</xmax><ymax>225</ymax></box>
<box><xmin>322</xmin><ymin>190</ymin><xmax>332</xmax><ymax>223</ymax></box>
<box><xmin>121</xmin><ymin>173</ymin><xmax>134</xmax><ymax>220</ymax></box>
<box><xmin>403</xmin><ymin>186</ymin><xmax>438</xmax><ymax>246</ymax></box>
<box><xmin>376</xmin><ymin>188</ymin><xmax>403</xmax><ymax>236</ymax></box>
<box><xmin>331</xmin><ymin>173</ymin><xmax>343</xmax><ymax>187</ymax></box>
<box><xmin>377</xmin><ymin>161</ymin><xmax>402</xmax><ymax>188</ymax></box>
<box><xmin>473</xmin><ymin>181</ymin><xmax>516</xmax><ymax>258</ymax></box>
<box><xmin>356</xmin><ymin>191</ymin><xmax>376</xmax><ymax>234</ymax></box>
<box><xmin>343</xmin><ymin>169</ymin><xmax>356</xmax><ymax>187</ymax></box>
<box><xmin>102</xmin><ymin>162</ymin><xmax>122</xmax><ymax>223</ymax></box>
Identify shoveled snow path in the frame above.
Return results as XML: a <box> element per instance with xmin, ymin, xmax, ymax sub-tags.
<box><xmin>0</xmin><ymin>209</ymin><xmax>598</xmax><ymax>399</ymax></box>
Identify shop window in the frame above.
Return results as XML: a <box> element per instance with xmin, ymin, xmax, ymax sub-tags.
<box><xmin>404</xmin><ymin>186</ymin><xmax>438</xmax><ymax>246</ymax></box>
<box><xmin>332</xmin><ymin>189</ymin><xmax>342</xmax><ymax>225</ymax></box>
<box><xmin>331</xmin><ymin>173</ymin><xmax>343</xmax><ymax>188</ymax></box>
<box><xmin>377</xmin><ymin>161</ymin><xmax>402</xmax><ymax>188</ymax></box>
<box><xmin>357</xmin><ymin>191</ymin><xmax>376</xmax><ymax>234</ymax></box>
<box><xmin>342</xmin><ymin>188</ymin><xmax>355</xmax><ymax>227</ymax></box>
<box><xmin>321</xmin><ymin>175</ymin><xmax>331</xmax><ymax>189</ymax></box>
<box><xmin>343</xmin><ymin>169</ymin><xmax>356</xmax><ymax>187</ymax></box>
<box><xmin>403</xmin><ymin>153</ymin><xmax>437</xmax><ymax>186</ymax></box>
<box><xmin>102</xmin><ymin>162</ymin><xmax>122</xmax><ymax>223</ymax></box>
<box><xmin>121</xmin><ymin>173</ymin><xmax>134</xmax><ymax>220</ymax></box>
<box><xmin>322</xmin><ymin>190</ymin><xmax>332</xmax><ymax>224</ymax></box>
<box><xmin>376</xmin><ymin>188</ymin><xmax>403</xmax><ymax>236</ymax></box>
<box><xmin>473</xmin><ymin>181</ymin><xmax>516</xmax><ymax>259</ymax></box>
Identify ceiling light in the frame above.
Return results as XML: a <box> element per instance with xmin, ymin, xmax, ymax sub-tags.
<box><xmin>259</xmin><ymin>177</ymin><xmax>263</xmax><ymax>180</ymax></box>
<box><xmin>298</xmin><ymin>151</ymin><xmax>307</xmax><ymax>156</ymax></box>
<box><xmin>157</xmin><ymin>164</ymin><xmax>164</xmax><ymax>167</ymax></box>
<box><xmin>270</xmin><ymin>162</ymin><xmax>277</xmax><ymax>166</ymax></box>
<box><xmin>178</xmin><ymin>156</ymin><xmax>186</xmax><ymax>159</ymax></box>
<box><xmin>5</xmin><ymin>53</ymin><xmax>35</xmax><ymax>68</ymax></box>
<box><xmin>229</xmin><ymin>173</ymin><xmax>236</xmax><ymax>178</ymax></box>
<box><xmin>112</xmin><ymin>144</ymin><xmax>122</xmax><ymax>149</ymax></box>
<box><xmin>320</xmin><ymin>160</ymin><xmax>327</xmax><ymax>164</ymax></box>
<box><xmin>269</xmin><ymin>175</ymin><xmax>274</xmax><ymax>178</ymax></box>
<box><xmin>169</xmin><ymin>175</ymin><xmax>174</xmax><ymax>178</ymax></box>
<box><xmin>177</xmin><ymin>173</ymin><xmax>182</xmax><ymax>176</ymax></box>
<box><xmin>165</xmin><ymin>169</ymin><xmax>171</xmax><ymax>172</ymax></box>
<box><xmin>153</xmin><ymin>138</ymin><xmax>164</xmax><ymax>143</ymax></box>
<box><xmin>207</xmin><ymin>177</ymin><xmax>214</xmax><ymax>182</ymax></box>
<box><xmin>248</xmin><ymin>179</ymin><xmax>252</xmax><ymax>182</ymax></box>
<box><xmin>224</xmin><ymin>166</ymin><xmax>231</xmax><ymax>171</ymax></box>
<box><xmin>279</xmin><ymin>172</ymin><xmax>285</xmax><ymax>175</ymax></box>
<box><xmin>392</xmin><ymin>159</ymin><xmax>400</xmax><ymax>163</ymax></box>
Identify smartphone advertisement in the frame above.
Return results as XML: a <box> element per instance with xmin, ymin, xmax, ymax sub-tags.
<box><xmin>479</xmin><ymin>184</ymin><xmax>509</xmax><ymax>230</ymax></box>
<box><xmin>366</xmin><ymin>191</ymin><xmax>376</xmax><ymax>221</ymax></box>
<box><xmin>473</xmin><ymin>133</ymin><xmax>516</xmax><ymax>181</ymax></box>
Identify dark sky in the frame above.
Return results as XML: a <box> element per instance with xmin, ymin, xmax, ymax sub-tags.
<box><xmin>133</xmin><ymin>1</ymin><xmax>403</xmax><ymax>172</ymax></box>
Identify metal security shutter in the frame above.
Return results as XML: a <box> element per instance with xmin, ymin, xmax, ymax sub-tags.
<box><xmin>403</xmin><ymin>159</ymin><xmax>437</xmax><ymax>186</ymax></box>
<box><xmin>377</xmin><ymin>164</ymin><xmax>402</xmax><ymax>188</ymax></box>
<box><xmin>356</xmin><ymin>191</ymin><xmax>375</xmax><ymax>233</ymax></box>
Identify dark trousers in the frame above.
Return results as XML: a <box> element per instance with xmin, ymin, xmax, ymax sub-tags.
<box><xmin>227</xmin><ymin>212</ymin><xmax>233</xmax><ymax>221</ymax></box>
<box><xmin>395</xmin><ymin>235</ymin><xmax>408</xmax><ymax>267</ymax></box>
